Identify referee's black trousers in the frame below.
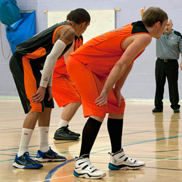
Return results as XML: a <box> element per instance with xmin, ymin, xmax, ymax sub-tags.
<box><xmin>154</xmin><ymin>58</ymin><xmax>180</xmax><ymax>110</ymax></box>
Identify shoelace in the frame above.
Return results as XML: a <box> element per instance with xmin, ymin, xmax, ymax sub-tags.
<box><xmin>24</xmin><ymin>153</ymin><xmax>37</xmax><ymax>164</ymax></box>
<box><xmin>48</xmin><ymin>148</ymin><xmax>58</xmax><ymax>157</ymax></box>
<box><xmin>49</xmin><ymin>148</ymin><xmax>64</xmax><ymax>159</ymax></box>
<box><xmin>49</xmin><ymin>148</ymin><xmax>57</xmax><ymax>155</ymax></box>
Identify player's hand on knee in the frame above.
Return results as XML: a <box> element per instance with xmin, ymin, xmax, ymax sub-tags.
<box><xmin>113</xmin><ymin>89</ymin><xmax>124</xmax><ymax>107</ymax></box>
<box><xmin>95</xmin><ymin>91</ymin><xmax>107</xmax><ymax>106</ymax></box>
<box><xmin>31</xmin><ymin>87</ymin><xmax>46</xmax><ymax>103</ymax></box>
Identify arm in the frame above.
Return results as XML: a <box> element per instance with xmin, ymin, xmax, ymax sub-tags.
<box><xmin>114</xmin><ymin>62</ymin><xmax>134</xmax><ymax>107</ymax></box>
<box><xmin>95</xmin><ymin>34</ymin><xmax>151</xmax><ymax>106</ymax></box>
<box><xmin>180</xmin><ymin>52</ymin><xmax>182</xmax><ymax>70</ymax></box>
<box><xmin>64</xmin><ymin>40</ymin><xmax>75</xmax><ymax>64</ymax></box>
<box><xmin>31</xmin><ymin>26</ymin><xmax>75</xmax><ymax>103</ymax></box>
<box><xmin>40</xmin><ymin>27</ymin><xmax>75</xmax><ymax>87</ymax></box>
<box><xmin>64</xmin><ymin>36</ymin><xmax>83</xmax><ymax>63</ymax></box>
<box><xmin>114</xmin><ymin>62</ymin><xmax>133</xmax><ymax>92</ymax></box>
<box><xmin>179</xmin><ymin>35</ymin><xmax>182</xmax><ymax>70</ymax></box>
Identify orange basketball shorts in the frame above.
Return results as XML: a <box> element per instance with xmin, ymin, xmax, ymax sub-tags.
<box><xmin>67</xmin><ymin>56</ymin><xmax>125</xmax><ymax>118</ymax></box>
<box><xmin>9</xmin><ymin>52</ymin><xmax>54</xmax><ymax>113</ymax></box>
<box><xmin>52</xmin><ymin>73</ymin><xmax>81</xmax><ymax>107</ymax></box>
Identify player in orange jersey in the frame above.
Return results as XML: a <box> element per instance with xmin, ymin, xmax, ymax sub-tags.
<box><xmin>52</xmin><ymin>35</ymin><xmax>83</xmax><ymax>140</ymax></box>
<box><xmin>67</xmin><ymin>7</ymin><xmax>168</xmax><ymax>179</ymax></box>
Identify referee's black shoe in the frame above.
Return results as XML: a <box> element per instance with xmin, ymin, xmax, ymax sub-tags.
<box><xmin>54</xmin><ymin>125</ymin><xmax>80</xmax><ymax>140</ymax></box>
<box><xmin>152</xmin><ymin>107</ymin><xmax>163</xmax><ymax>113</ymax></box>
<box><xmin>173</xmin><ymin>108</ymin><xmax>180</xmax><ymax>113</ymax></box>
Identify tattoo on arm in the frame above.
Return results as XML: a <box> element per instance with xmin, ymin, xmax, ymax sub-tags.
<box><xmin>60</xmin><ymin>27</ymin><xmax>75</xmax><ymax>42</ymax></box>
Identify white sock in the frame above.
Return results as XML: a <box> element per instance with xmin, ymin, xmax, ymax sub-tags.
<box><xmin>39</xmin><ymin>127</ymin><xmax>49</xmax><ymax>152</ymax></box>
<box><xmin>18</xmin><ymin>128</ymin><xmax>33</xmax><ymax>157</ymax></box>
<box><xmin>58</xmin><ymin>119</ymin><xmax>69</xmax><ymax>129</ymax></box>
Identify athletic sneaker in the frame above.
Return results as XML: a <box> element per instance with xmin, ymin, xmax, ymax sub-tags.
<box><xmin>74</xmin><ymin>155</ymin><xmax>106</xmax><ymax>179</ymax></box>
<box><xmin>108</xmin><ymin>149</ymin><xmax>145</xmax><ymax>170</ymax></box>
<box><xmin>13</xmin><ymin>152</ymin><xmax>43</xmax><ymax>169</ymax></box>
<box><xmin>54</xmin><ymin>125</ymin><xmax>80</xmax><ymax>140</ymax></box>
<box><xmin>35</xmin><ymin>147</ymin><xmax>66</xmax><ymax>163</ymax></box>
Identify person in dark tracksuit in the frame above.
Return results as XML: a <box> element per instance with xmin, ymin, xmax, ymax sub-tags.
<box><xmin>152</xmin><ymin>19</ymin><xmax>182</xmax><ymax>113</ymax></box>
<box><xmin>9</xmin><ymin>8</ymin><xmax>90</xmax><ymax>169</ymax></box>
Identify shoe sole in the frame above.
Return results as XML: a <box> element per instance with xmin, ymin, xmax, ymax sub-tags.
<box><xmin>54</xmin><ymin>136</ymin><xmax>79</xmax><ymax>140</ymax></box>
<box><xmin>152</xmin><ymin>111</ymin><xmax>163</xmax><ymax>113</ymax></box>
<box><xmin>109</xmin><ymin>163</ymin><xmax>145</xmax><ymax>170</ymax></box>
<box><xmin>73</xmin><ymin>170</ymin><xmax>106</xmax><ymax>179</ymax></box>
<box><xmin>35</xmin><ymin>158</ymin><xmax>66</xmax><ymax>163</ymax></box>
<box><xmin>13</xmin><ymin>162</ymin><xmax>43</xmax><ymax>169</ymax></box>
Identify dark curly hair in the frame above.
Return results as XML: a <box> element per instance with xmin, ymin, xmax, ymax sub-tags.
<box><xmin>67</xmin><ymin>8</ymin><xmax>91</xmax><ymax>24</ymax></box>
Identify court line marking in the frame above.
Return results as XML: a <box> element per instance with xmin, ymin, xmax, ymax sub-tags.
<box><xmin>0</xmin><ymin>134</ymin><xmax>181</xmax><ymax>161</ymax></box>
<box><xmin>43</xmin><ymin>134</ymin><xmax>182</xmax><ymax>181</ymax></box>
<box><xmin>44</xmin><ymin>159</ymin><xmax>75</xmax><ymax>182</ymax></box>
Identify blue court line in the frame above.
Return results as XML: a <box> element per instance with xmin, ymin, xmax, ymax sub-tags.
<box><xmin>124</xmin><ymin>134</ymin><xmax>182</xmax><ymax>146</ymax></box>
<box><xmin>44</xmin><ymin>159</ymin><xmax>75</xmax><ymax>182</ymax></box>
<box><xmin>0</xmin><ymin>130</ymin><xmax>150</xmax><ymax>156</ymax></box>
<box><xmin>90</xmin><ymin>134</ymin><xmax>182</xmax><ymax>155</ymax></box>
<box><xmin>44</xmin><ymin>134</ymin><xmax>182</xmax><ymax>181</ymax></box>
<box><xmin>0</xmin><ymin>134</ymin><xmax>181</xmax><ymax>161</ymax></box>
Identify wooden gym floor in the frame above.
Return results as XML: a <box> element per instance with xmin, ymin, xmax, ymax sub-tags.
<box><xmin>0</xmin><ymin>99</ymin><xmax>181</xmax><ymax>182</ymax></box>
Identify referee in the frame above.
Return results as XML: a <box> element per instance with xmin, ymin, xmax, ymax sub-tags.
<box><xmin>153</xmin><ymin>19</ymin><xmax>182</xmax><ymax>113</ymax></box>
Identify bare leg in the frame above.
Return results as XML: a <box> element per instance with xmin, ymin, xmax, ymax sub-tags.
<box><xmin>90</xmin><ymin>115</ymin><xmax>104</xmax><ymax>122</ymax></box>
<box><xmin>38</xmin><ymin>107</ymin><xmax>52</xmax><ymax>127</ymax></box>
<box><xmin>108</xmin><ymin>113</ymin><xmax>123</xmax><ymax>119</ymax></box>
<box><xmin>23</xmin><ymin>111</ymin><xmax>40</xmax><ymax>129</ymax></box>
<box><xmin>54</xmin><ymin>102</ymin><xmax>81</xmax><ymax>140</ymax></box>
<box><xmin>61</xmin><ymin>102</ymin><xmax>81</xmax><ymax>121</ymax></box>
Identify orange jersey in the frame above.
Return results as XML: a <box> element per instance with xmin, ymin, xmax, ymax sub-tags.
<box><xmin>53</xmin><ymin>35</ymin><xmax>83</xmax><ymax>76</ymax></box>
<box><xmin>52</xmin><ymin>36</ymin><xmax>83</xmax><ymax>107</ymax></box>
<box><xmin>70</xmin><ymin>21</ymin><xmax>149</xmax><ymax>77</ymax></box>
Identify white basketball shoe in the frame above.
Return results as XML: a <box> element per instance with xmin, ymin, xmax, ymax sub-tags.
<box><xmin>108</xmin><ymin>149</ymin><xmax>145</xmax><ymax>170</ymax></box>
<box><xmin>74</xmin><ymin>155</ymin><xmax>106</xmax><ymax>179</ymax></box>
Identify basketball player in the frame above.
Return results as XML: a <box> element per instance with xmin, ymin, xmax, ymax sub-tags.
<box><xmin>9</xmin><ymin>8</ymin><xmax>90</xmax><ymax>169</ymax></box>
<box><xmin>67</xmin><ymin>7</ymin><xmax>168</xmax><ymax>179</ymax></box>
<box><xmin>52</xmin><ymin>35</ymin><xmax>83</xmax><ymax>140</ymax></box>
